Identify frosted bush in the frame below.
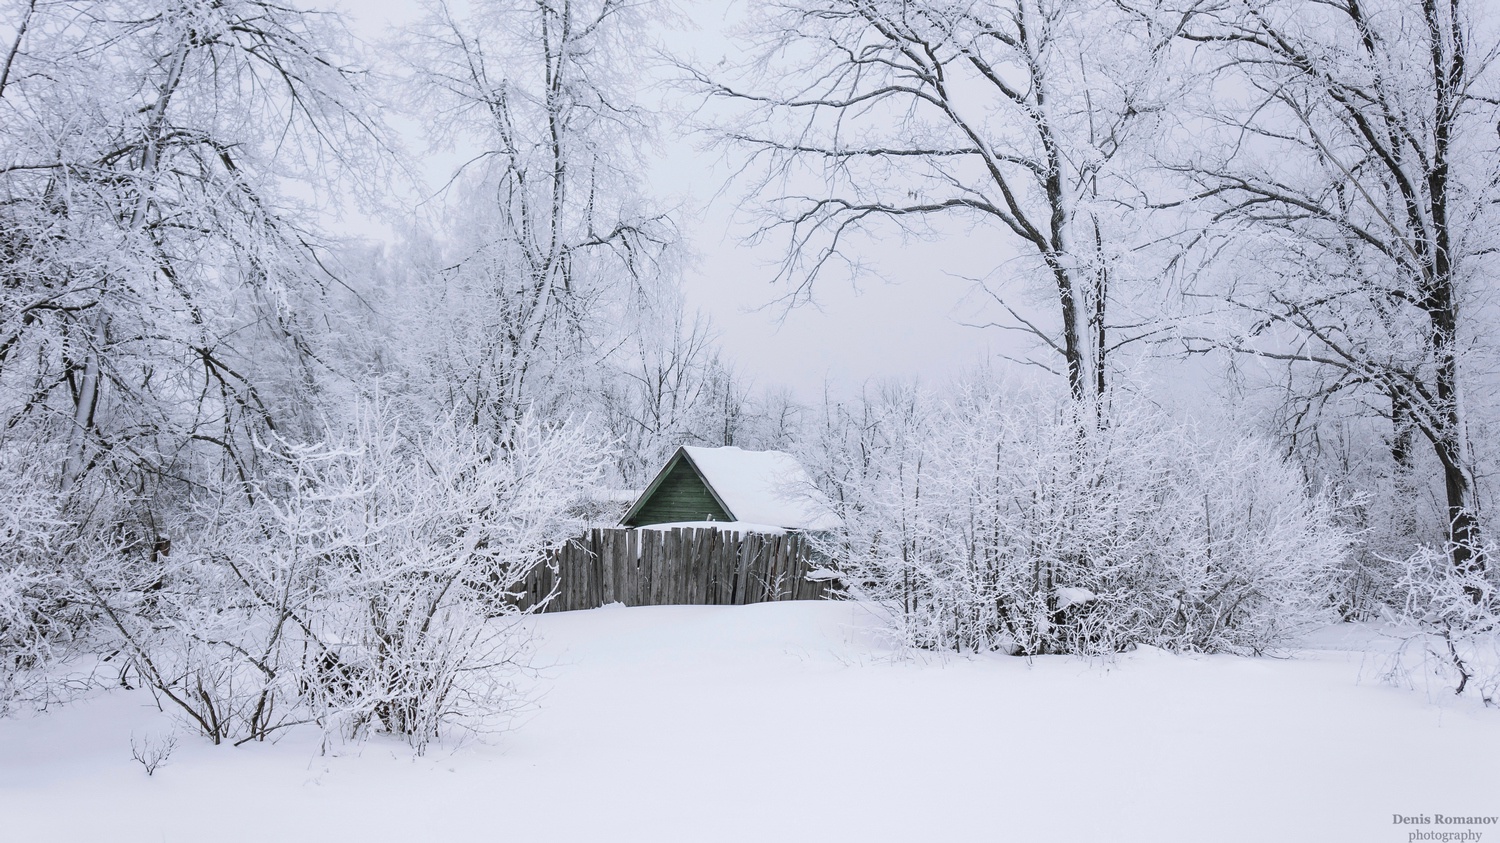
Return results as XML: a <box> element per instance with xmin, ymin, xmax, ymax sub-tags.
<box><xmin>0</xmin><ymin>445</ymin><xmax>75</xmax><ymax>714</ymax></box>
<box><xmin>88</xmin><ymin>400</ymin><xmax>606</xmax><ymax>747</ymax></box>
<box><xmin>1388</xmin><ymin>547</ymin><xmax>1500</xmax><ymax>705</ymax></box>
<box><xmin>818</xmin><ymin>388</ymin><xmax>1347</xmax><ymax>656</ymax></box>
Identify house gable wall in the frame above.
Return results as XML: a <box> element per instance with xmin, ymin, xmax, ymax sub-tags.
<box><xmin>622</xmin><ymin>458</ymin><xmax>733</xmax><ymax>526</ymax></box>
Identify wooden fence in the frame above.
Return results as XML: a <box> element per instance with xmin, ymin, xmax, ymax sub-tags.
<box><xmin>512</xmin><ymin>527</ymin><xmax>832</xmax><ymax>613</ymax></box>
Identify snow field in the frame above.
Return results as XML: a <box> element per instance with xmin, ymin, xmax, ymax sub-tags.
<box><xmin>2</xmin><ymin>601</ymin><xmax>1497</xmax><ymax>843</ymax></box>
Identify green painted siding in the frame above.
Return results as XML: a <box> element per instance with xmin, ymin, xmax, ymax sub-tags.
<box><xmin>624</xmin><ymin>458</ymin><xmax>732</xmax><ymax>526</ymax></box>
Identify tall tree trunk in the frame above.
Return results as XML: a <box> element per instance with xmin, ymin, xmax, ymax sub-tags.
<box><xmin>1422</xmin><ymin>0</ymin><xmax>1484</xmax><ymax>585</ymax></box>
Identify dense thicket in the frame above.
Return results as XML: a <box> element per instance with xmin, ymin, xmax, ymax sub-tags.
<box><xmin>1</xmin><ymin>0</ymin><xmax>384</xmax><ymax>719</ymax></box>
<box><xmin>0</xmin><ymin>0</ymin><xmax>804</xmax><ymax>738</ymax></box>
<box><xmin>807</xmin><ymin>385</ymin><xmax>1345</xmax><ymax>656</ymax></box>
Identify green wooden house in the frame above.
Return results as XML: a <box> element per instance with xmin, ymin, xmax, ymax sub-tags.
<box><xmin>620</xmin><ymin>445</ymin><xmax>841</xmax><ymax>532</ymax></box>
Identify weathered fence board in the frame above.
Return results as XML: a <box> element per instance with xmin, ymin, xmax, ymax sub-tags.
<box><xmin>522</xmin><ymin>527</ymin><xmax>833</xmax><ymax>613</ymax></box>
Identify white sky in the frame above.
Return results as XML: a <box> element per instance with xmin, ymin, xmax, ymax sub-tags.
<box><xmin>332</xmin><ymin>0</ymin><xmax>1026</xmax><ymax>400</ymax></box>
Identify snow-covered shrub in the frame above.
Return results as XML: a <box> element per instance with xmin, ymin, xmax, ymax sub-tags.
<box><xmin>1289</xmin><ymin>417</ymin><xmax>1444</xmax><ymax>622</ymax></box>
<box><xmin>92</xmin><ymin>400</ymin><xmax>605</xmax><ymax>747</ymax></box>
<box><xmin>1387</xmin><ymin>547</ymin><xmax>1499</xmax><ymax>705</ymax></box>
<box><xmin>130</xmin><ymin>731</ymin><xmax>178</xmax><ymax>776</ymax></box>
<box><xmin>99</xmin><ymin>498</ymin><xmax>326</xmax><ymax>744</ymax></box>
<box><xmin>0</xmin><ymin>444</ymin><xmax>78</xmax><ymax>714</ymax></box>
<box><xmin>1144</xmin><ymin>434</ymin><xmax>1345</xmax><ymax>653</ymax></box>
<box><xmin>817</xmin><ymin>387</ymin><xmax>1345</xmax><ymax>656</ymax></box>
<box><xmin>298</xmin><ymin>407</ymin><xmax>604</xmax><ymax>747</ymax></box>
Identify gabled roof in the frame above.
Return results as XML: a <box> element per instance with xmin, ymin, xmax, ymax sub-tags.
<box><xmin>621</xmin><ymin>446</ymin><xmax>843</xmax><ymax>531</ymax></box>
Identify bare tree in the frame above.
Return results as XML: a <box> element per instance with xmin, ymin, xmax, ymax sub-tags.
<box><xmin>1170</xmin><ymin>0</ymin><xmax>1500</xmax><ymax>583</ymax></box>
<box><xmin>693</xmin><ymin>0</ymin><xmax>1182</xmax><ymax>406</ymax></box>
<box><xmin>0</xmin><ymin>0</ymin><xmax>381</xmax><ymax>506</ymax></box>
<box><xmin>406</xmin><ymin>0</ymin><xmax>676</xmax><ymax>442</ymax></box>
<box><xmin>596</xmin><ymin>303</ymin><xmax>719</xmax><ymax>484</ymax></box>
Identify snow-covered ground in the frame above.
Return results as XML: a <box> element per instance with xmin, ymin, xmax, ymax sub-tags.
<box><xmin>2</xmin><ymin>601</ymin><xmax>1497</xmax><ymax>842</ymax></box>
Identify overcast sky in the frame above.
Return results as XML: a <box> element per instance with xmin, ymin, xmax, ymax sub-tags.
<box><xmin>333</xmin><ymin>0</ymin><xmax>1023</xmax><ymax>399</ymax></box>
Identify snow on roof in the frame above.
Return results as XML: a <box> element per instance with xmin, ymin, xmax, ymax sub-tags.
<box><xmin>636</xmin><ymin>520</ymin><xmax>788</xmax><ymax>535</ymax></box>
<box><xmin>680</xmin><ymin>446</ymin><xmax>843</xmax><ymax>531</ymax></box>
